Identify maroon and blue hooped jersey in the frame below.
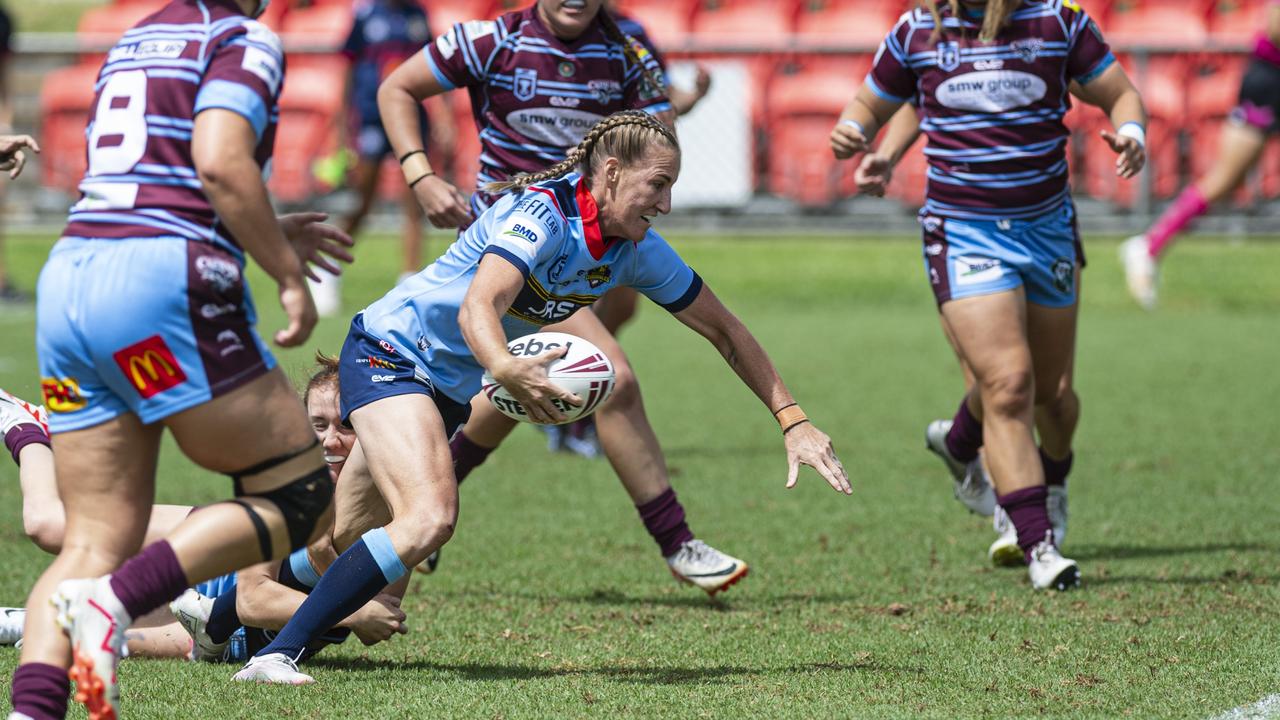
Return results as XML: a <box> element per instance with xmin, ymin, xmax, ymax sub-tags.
<box><xmin>62</xmin><ymin>0</ymin><xmax>285</xmax><ymax>258</ymax></box>
<box><xmin>423</xmin><ymin>5</ymin><xmax>671</xmax><ymax>213</ymax></box>
<box><xmin>868</xmin><ymin>0</ymin><xmax>1114</xmax><ymax>220</ymax></box>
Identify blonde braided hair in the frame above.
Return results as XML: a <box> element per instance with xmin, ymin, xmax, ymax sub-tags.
<box><xmin>483</xmin><ymin>110</ymin><xmax>678</xmax><ymax>194</ymax></box>
<box><xmin>922</xmin><ymin>0</ymin><xmax>1018</xmax><ymax>43</ymax></box>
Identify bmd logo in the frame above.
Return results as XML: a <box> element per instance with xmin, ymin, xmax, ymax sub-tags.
<box><xmin>112</xmin><ymin>335</ymin><xmax>187</xmax><ymax>399</ymax></box>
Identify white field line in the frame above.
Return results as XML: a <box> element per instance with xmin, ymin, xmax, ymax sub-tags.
<box><xmin>1212</xmin><ymin>695</ymin><xmax>1280</xmax><ymax>720</ymax></box>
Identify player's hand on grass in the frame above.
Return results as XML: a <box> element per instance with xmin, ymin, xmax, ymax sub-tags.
<box><xmin>491</xmin><ymin>346</ymin><xmax>582</xmax><ymax>425</ymax></box>
<box><xmin>274</xmin><ymin>274</ymin><xmax>317</xmax><ymax>348</ymax></box>
<box><xmin>855</xmin><ymin>153</ymin><xmax>894</xmax><ymax>197</ymax></box>
<box><xmin>278</xmin><ymin>212</ymin><xmax>356</xmax><ymax>281</ymax></box>
<box><xmin>350</xmin><ymin>593</ymin><xmax>408</xmax><ymax>646</ymax></box>
<box><xmin>830</xmin><ymin>121</ymin><xmax>868</xmax><ymax>160</ymax></box>
<box><xmin>413</xmin><ymin>174</ymin><xmax>472</xmax><ymax>229</ymax></box>
<box><xmin>0</xmin><ymin>134</ymin><xmax>39</xmax><ymax>179</ymax></box>
<box><xmin>784</xmin><ymin>423</ymin><xmax>851</xmax><ymax>495</ymax></box>
<box><xmin>1101</xmin><ymin>129</ymin><xmax>1146</xmax><ymax>179</ymax></box>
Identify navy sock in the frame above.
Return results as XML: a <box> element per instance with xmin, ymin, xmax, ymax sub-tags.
<box><xmin>253</xmin><ymin>528</ymin><xmax>406</xmax><ymax>661</ymax></box>
<box><xmin>205</xmin><ymin>586</ymin><xmax>241</xmax><ymax>645</ymax></box>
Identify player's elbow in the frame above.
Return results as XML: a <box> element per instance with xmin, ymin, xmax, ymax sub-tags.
<box><xmin>23</xmin><ymin>510</ymin><xmax>65</xmax><ymax>555</ymax></box>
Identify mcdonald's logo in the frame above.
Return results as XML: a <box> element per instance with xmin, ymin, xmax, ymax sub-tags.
<box><xmin>112</xmin><ymin>335</ymin><xmax>187</xmax><ymax>399</ymax></box>
<box><xmin>41</xmin><ymin>376</ymin><xmax>86</xmax><ymax>413</ymax></box>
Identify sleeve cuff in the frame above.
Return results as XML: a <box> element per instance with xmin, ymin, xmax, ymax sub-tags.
<box><xmin>194</xmin><ymin>79</ymin><xmax>268</xmax><ymax>139</ymax></box>
<box><xmin>1074</xmin><ymin>52</ymin><xmax>1116</xmax><ymax>86</ymax></box>
<box><xmin>482</xmin><ymin>245</ymin><xmax>530</xmax><ymax>279</ymax></box>
<box><xmin>659</xmin><ymin>271</ymin><xmax>703</xmax><ymax>314</ymax></box>
<box><xmin>865</xmin><ymin>74</ymin><xmax>911</xmax><ymax>104</ymax></box>
<box><xmin>424</xmin><ymin>49</ymin><xmax>458</xmax><ymax>91</ymax></box>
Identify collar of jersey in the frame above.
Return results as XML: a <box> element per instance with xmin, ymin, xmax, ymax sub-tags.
<box><xmin>575</xmin><ymin>176</ymin><xmax>622</xmax><ymax>261</ymax></box>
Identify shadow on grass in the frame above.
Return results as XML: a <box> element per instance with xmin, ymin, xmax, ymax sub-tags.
<box><xmin>439</xmin><ymin>588</ymin><xmax>861</xmax><ymax>610</ymax></box>
<box><xmin>1068</xmin><ymin>542</ymin><xmax>1277</xmax><ymax>561</ymax></box>
<box><xmin>1088</xmin><ymin>571</ymin><xmax>1280</xmax><ymax>587</ymax></box>
<box><xmin>305</xmin><ymin>656</ymin><xmax>919</xmax><ymax>684</ymax></box>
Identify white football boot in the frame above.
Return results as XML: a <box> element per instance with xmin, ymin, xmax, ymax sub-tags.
<box><xmin>169</xmin><ymin>589</ymin><xmax>228</xmax><ymax>662</ymax></box>
<box><xmin>1047</xmin><ymin>485</ymin><xmax>1068</xmax><ymax>547</ymax></box>
<box><xmin>0</xmin><ymin>607</ymin><xmax>25</xmax><ymax>646</ymax></box>
<box><xmin>1028</xmin><ymin>532</ymin><xmax>1081</xmax><ymax>591</ymax></box>
<box><xmin>925</xmin><ymin>420</ymin><xmax>996</xmax><ymax>516</ymax></box>
<box><xmin>988</xmin><ymin>506</ymin><xmax>1024</xmax><ymax>567</ymax></box>
<box><xmin>0</xmin><ymin>388</ymin><xmax>48</xmax><ymax>438</ymax></box>
<box><xmin>232</xmin><ymin>652</ymin><xmax>315</xmax><ymax>685</ymax></box>
<box><xmin>666</xmin><ymin>540</ymin><xmax>748</xmax><ymax>596</ymax></box>
<box><xmin>1121</xmin><ymin>235</ymin><xmax>1158</xmax><ymax>310</ymax></box>
<box><xmin>51</xmin><ymin>577</ymin><xmax>129</xmax><ymax>720</ymax></box>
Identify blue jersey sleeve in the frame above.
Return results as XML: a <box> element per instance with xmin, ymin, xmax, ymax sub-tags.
<box><xmin>481</xmin><ymin>188</ymin><xmax>566</xmax><ymax>278</ymax></box>
<box><xmin>628</xmin><ymin>231</ymin><xmax>702</xmax><ymax>313</ymax></box>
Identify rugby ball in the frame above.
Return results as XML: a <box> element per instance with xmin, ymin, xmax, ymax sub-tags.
<box><xmin>481</xmin><ymin>332</ymin><xmax>615</xmax><ymax>425</ymax></box>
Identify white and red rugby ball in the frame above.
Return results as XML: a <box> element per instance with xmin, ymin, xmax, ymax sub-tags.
<box><xmin>481</xmin><ymin>332</ymin><xmax>615</xmax><ymax>425</ymax></box>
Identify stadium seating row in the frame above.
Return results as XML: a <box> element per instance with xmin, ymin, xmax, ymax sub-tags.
<box><xmin>40</xmin><ymin>0</ymin><xmax>1280</xmax><ymax>209</ymax></box>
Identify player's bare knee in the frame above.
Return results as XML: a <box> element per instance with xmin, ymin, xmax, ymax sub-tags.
<box><xmin>603</xmin><ymin>361</ymin><xmax>640</xmax><ymax>411</ymax></box>
<box><xmin>982</xmin><ymin>370</ymin><xmax>1034</xmax><ymax>419</ymax></box>
<box><xmin>392</xmin><ymin>506</ymin><xmax>456</xmax><ymax>558</ymax></box>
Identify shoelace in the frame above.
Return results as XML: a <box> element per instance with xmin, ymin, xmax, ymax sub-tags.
<box><xmin>679</xmin><ymin>540</ymin><xmax>719</xmax><ymax>567</ymax></box>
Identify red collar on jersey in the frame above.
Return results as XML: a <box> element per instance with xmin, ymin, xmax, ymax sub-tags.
<box><xmin>575</xmin><ymin>178</ymin><xmax>622</xmax><ymax>261</ymax></box>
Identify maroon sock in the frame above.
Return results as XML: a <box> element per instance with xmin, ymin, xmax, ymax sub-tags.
<box><xmin>108</xmin><ymin>540</ymin><xmax>189</xmax><ymax>621</ymax></box>
<box><xmin>5</xmin><ymin>424</ymin><xmax>50</xmax><ymax>466</ymax></box>
<box><xmin>997</xmin><ymin>486</ymin><xmax>1054</xmax><ymax>562</ymax></box>
<box><xmin>1039</xmin><ymin>448</ymin><xmax>1073</xmax><ymax>487</ymax></box>
<box><xmin>449</xmin><ymin>432</ymin><xmax>493</xmax><ymax>486</ymax></box>
<box><xmin>944</xmin><ymin>399</ymin><xmax>983</xmax><ymax>463</ymax></box>
<box><xmin>636</xmin><ymin>487</ymin><xmax>694</xmax><ymax>558</ymax></box>
<box><xmin>11</xmin><ymin>662</ymin><xmax>70</xmax><ymax>720</ymax></box>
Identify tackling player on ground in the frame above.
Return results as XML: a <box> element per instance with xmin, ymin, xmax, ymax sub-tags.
<box><xmin>833</xmin><ymin>0</ymin><xmax>1146</xmax><ymax>590</ymax></box>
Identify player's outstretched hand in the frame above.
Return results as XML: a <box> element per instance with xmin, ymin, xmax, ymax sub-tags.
<box><xmin>491</xmin><ymin>346</ymin><xmax>582</xmax><ymax>425</ymax></box>
<box><xmin>855</xmin><ymin>152</ymin><xmax>894</xmax><ymax>197</ymax></box>
<box><xmin>784</xmin><ymin>422</ymin><xmax>851</xmax><ymax>495</ymax></box>
<box><xmin>275</xmin><ymin>275</ymin><xmax>317</xmax><ymax>348</ymax></box>
<box><xmin>350</xmin><ymin>593</ymin><xmax>408</xmax><ymax>646</ymax></box>
<box><xmin>0</xmin><ymin>135</ymin><xmax>39</xmax><ymax>179</ymax></box>
<box><xmin>413</xmin><ymin>174</ymin><xmax>472</xmax><ymax>229</ymax></box>
<box><xmin>1101</xmin><ymin>129</ymin><xmax>1146</xmax><ymax>179</ymax></box>
<box><xmin>830</xmin><ymin>121</ymin><xmax>868</xmax><ymax>160</ymax></box>
<box><xmin>278</xmin><ymin>212</ymin><xmax>356</xmax><ymax>281</ymax></box>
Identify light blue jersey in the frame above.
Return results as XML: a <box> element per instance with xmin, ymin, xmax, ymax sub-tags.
<box><xmin>356</xmin><ymin>172</ymin><xmax>701</xmax><ymax>404</ymax></box>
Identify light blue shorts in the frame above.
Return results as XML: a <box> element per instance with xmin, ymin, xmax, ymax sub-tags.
<box><xmin>36</xmin><ymin>237</ymin><xmax>276</xmax><ymax>433</ymax></box>
<box><xmin>920</xmin><ymin>202</ymin><xmax>1082</xmax><ymax>308</ymax></box>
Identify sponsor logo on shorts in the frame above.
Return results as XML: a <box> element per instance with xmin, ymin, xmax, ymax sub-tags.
<box><xmin>216</xmin><ymin>329</ymin><xmax>246</xmax><ymax>356</ymax></box>
<box><xmin>113</xmin><ymin>335</ymin><xmax>188</xmax><ymax>399</ymax></box>
<box><xmin>200</xmin><ymin>303</ymin><xmax>238</xmax><ymax>319</ymax></box>
<box><xmin>368</xmin><ymin>356</ymin><xmax>396</xmax><ymax>370</ymax></box>
<box><xmin>417</xmin><ymin>335</ymin><xmax>430</xmax><ymax>351</ymax></box>
<box><xmin>195</xmin><ymin>256</ymin><xmax>240</xmax><ymax>293</ymax></box>
<box><xmin>925</xmin><ymin>243</ymin><xmax>944</xmax><ymax>256</ymax></box>
<box><xmin>371</xmin><ymin>374</ymin><xmax>396</xmax><ymax>383</ymax></box>
<box><xmin>954</xmin><ymin>256</ymin><xmax>1004</xmax><ymax>286</ymax></box>
<box><xmin>1051</xmin><ymin>258</ymin><xmax>1074</xmax><ymax>293</ymax></box>
<box><xmin>41</xmin><ymin>377</ymin><xmax>87</xmax><ymax>413</ymax></box>
<box><xmin>378</xmin><ymin>340</ymin><xmax>398</xmax><ymax>355</ymax></box>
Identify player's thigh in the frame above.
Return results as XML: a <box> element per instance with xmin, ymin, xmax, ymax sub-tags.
<box><xmin>349</xmin><ymin>393</ymin><xmax>457</xmax><ymax>517</ymax></box>
<box><xmin>330</xmin><ymin>440</ymin><xmax>393</xmax><ymax>552</ymax></box>
<box><xmin>165</xmin><ymin>366</ymin><xmax>317</xmax><ymax>481</ymax></box>
<box><xmin>938</xmin><ymin>289</ymin><xmax>1033</xmax><ymax>389</ymax></box>
<box><xmin>52</xmin><ymin>413</ymin><xmax>163</xmax><ymax>560</ymax></box>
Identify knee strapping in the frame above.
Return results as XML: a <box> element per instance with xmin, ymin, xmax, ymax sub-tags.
<box><xmin>230</xmin><ymin>444</ymin><xmax>334</xmax><ymax>559</ymax></box>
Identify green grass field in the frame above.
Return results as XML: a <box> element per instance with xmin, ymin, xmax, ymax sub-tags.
<box><xmin>0</xmin><ymin>230</ymin><xmax>1278</xmax><ymax>719</ymax></box>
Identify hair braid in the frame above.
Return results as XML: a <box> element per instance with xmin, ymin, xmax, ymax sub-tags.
<box><xmin>922</xmin><ymin>0</ymin><xmax>1017</xmax><ymax>43</ymax></box>
<box><xmin>597</xmin><ymin>10</ymin><xmax>669</xmax><ymax>105</ymax></box>
<box><xmin>483</xmin><ymin>110</ymin><xmax>677</xmax><ymax>194</ymax></box>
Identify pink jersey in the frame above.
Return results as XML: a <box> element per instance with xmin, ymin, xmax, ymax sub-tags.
<box><xmin>424</xmin><ymin>6</ymin><xmax>671</xmax><ymax>212</ymax></box>
<box><xmin>1256</xmin><ymin>1</ymin><xmax>1280</xmax><ymax>66</ymax></box>
<box><xmin>62</xmin><ymin>0</ymin><xmax>285</xmax><ymax>257</ymax></box>
<box><xmin>868</xmin><ymin>0</ymin><xmax>1113</xmax><ymax>220</ymax></box>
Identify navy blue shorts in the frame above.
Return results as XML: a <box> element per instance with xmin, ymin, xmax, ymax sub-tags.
<box><xmin>337</xmin><ymin>314</ymin><xmax>471</xmax><ymax>436</ymax></box>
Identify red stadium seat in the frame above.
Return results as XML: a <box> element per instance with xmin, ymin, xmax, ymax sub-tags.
<box><xmin>614</xmin><ymin>0</ymin><xmax>698</xmax><ymax>47</ymax></box>
<box><xmin>765</xmin><ymin>70</ymin><xmax>861</xmax><ymax>206</ymax></box>
<box><xmin>77</xmin><ymin>1</ymin><xmax>167</xmax><ymax>61</ymax></box>
<box><xmin>270</xmin><ymin>64</ymin><xmax>346</xmax><ymax>201</ymax></box>
<box><xmin>1101</xmin><ymin>4</ymin><xmax>1208</xmax><ymax>47</ymax></box>
<box><xmin>793</xmin><ymin>1</ymin><xmax>905</xmax><ymax>47</ymax></box>
<box><xmin>38</xmin><ymin>63</ymin><xmax>100</xmax><ymax>194</ymax></box>
<box><xmin>279</xmin><ymin>4</ymin><xmax>353</xmax><ymax>50</ymax></box>
<box><xmin>690</xmin><ymin>0</ymin><xmax>798</xmax><ymax>46</ymax></box>
<box><xmin>427</xmin><ymin>0</ymin><xmax>497</xmax><ymax>36</ymax></box>
<box><xmin>1208</xmin><ymin>0</ymin><xmax>1271</xmax><ymax>43</ymax></box>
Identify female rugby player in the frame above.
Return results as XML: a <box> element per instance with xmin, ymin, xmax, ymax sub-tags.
<box><xmin>1122</xmin><ymin>0</ymin><xmax>1280</xmax><ymax>309</ymax></box>
<box><xmin>377</xmin><ymin>0</ymin><xmax>751</xmax><ymax>593</ymax></box>
<box><xmin>232</xmin><ymin>111</ymin><xmax>850</xmax><ymax>684</ymax></box>
<box><xmin>832</xmin><ymin>0</ymin><xmax>1147</xmax><ymax>590</ymax></box>
<box><xmin>9</xmin><ymin>1</ymin><xmax>350</xmax><ymax>717</ymax></box>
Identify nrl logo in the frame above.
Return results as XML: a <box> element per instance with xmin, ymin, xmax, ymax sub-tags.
<box><xmin>585</xmin><ymin>265</ymin><xmax>612</xmax><ymax>289</ymax></box>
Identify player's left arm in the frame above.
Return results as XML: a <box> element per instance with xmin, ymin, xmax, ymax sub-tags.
<box><xmin>671</xmin><ymin>284</ymin><xmax>852</xmax><ymax>495</ymax></box>
<box><xmin>1071</xmin><ymin>63</ymin><xmax>1148</xmax><ymax>178</ymax></box>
